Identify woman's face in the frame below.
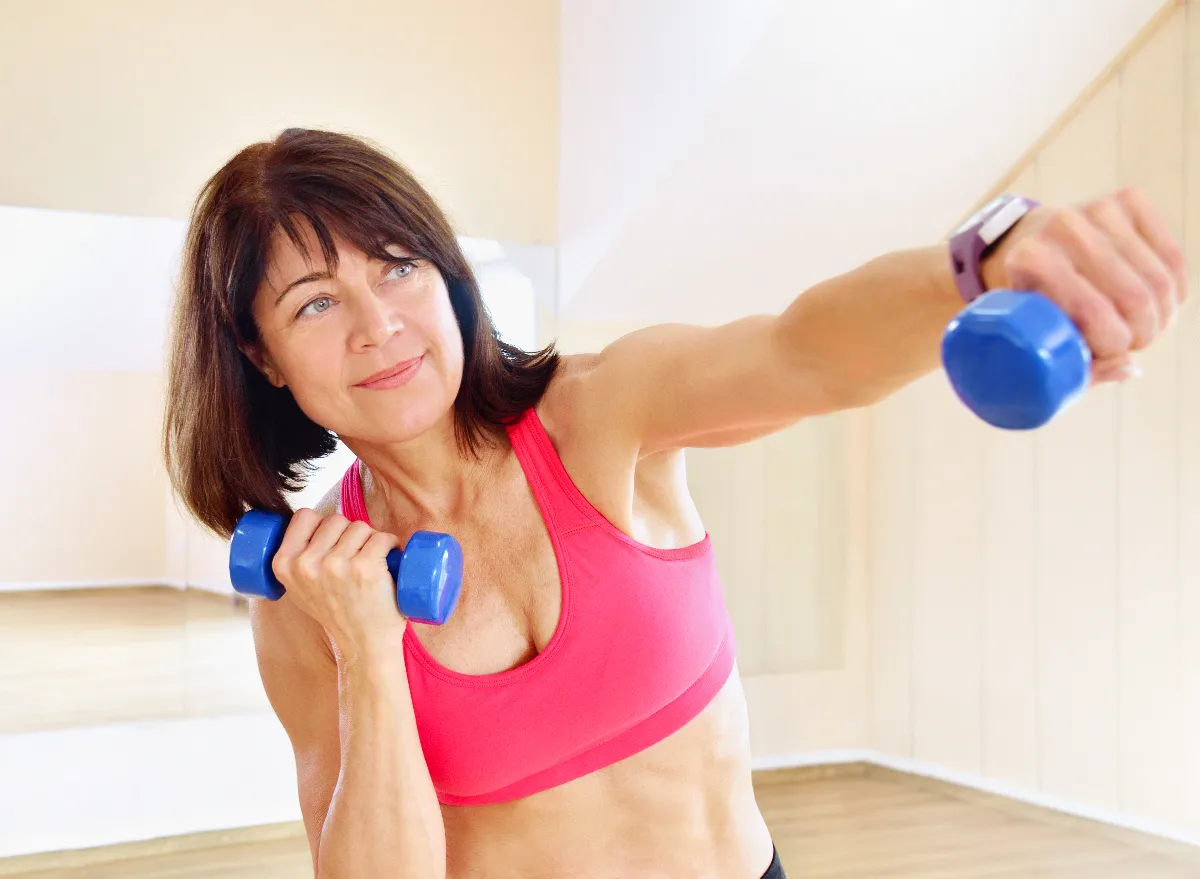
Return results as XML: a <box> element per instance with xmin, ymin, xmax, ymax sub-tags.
<box><xmin>248</xmin><ymin>222</ymin><xmax>464</xmax><ymax>445</ymax></box>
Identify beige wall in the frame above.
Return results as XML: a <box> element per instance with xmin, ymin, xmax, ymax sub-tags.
<box><xmin>0</xmin><ymin>3</ymin><xmax>558</xmax><ymax>590</ymax></box>
<box><xmin>868</xmin><ymin>3</ymin><xmax>1200</xmax><ymax>834</ymax></box>
<box><xmin>0</xmin><ymin>0</ymin><xmax>558</xmax><ymax>243</ymax></box>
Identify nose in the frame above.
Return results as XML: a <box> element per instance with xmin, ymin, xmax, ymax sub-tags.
<box><xmin>349</xmin><ymin>285</ymin><xmax>403</xmax><ymax>350</ymax></box>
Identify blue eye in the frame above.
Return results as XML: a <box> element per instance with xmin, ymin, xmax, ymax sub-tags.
<box><xmin>298</xmin><ymin>296</ymin><xmax>334</xmax><ymax>318</ymax></box>
<box><xmin>385</xmin><ymin>261</ymin><xmax>416</xmax><ymax>281</ymax></box>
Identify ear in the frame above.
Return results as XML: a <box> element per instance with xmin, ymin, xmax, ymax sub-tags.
<box><xmin>238</xmin><ymin>342</ymin><xmax>286</xmax><ymax>388</ymax></box>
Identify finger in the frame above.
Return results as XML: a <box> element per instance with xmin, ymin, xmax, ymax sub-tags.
<box><xmin>275</xmin><ymin>508</ymin><xmax>323</xmax><ymax>560</ymax></box>
<box><xmin>1004</xmin><ymin>237</ymin><xmax>1133</xmax><ymax>361</ymax></box>
<box><xmin>359</xmin><ymin>530</ymin><xmax>401</xmax><ymax>562</ymax></box>
<box><xmin>1089</xmin><ymin>196</ymin><xmax>1177</xmax><ymax>339</ymax></box>
<box><xmin>330</xmin><ymin>521</ymin><xmax>377</xmax><ymax>559</ymax></box>
<box><xmin>303</xmin><ymin>514</ymin><xmax>353</xmax><ymax>558</ymax></box>
<box><xmin>1043</xmin><ymin>209</ymin><xmax>1159</xmax><ymax>349</ymax></box>
<box><xmin>1090</xmin><ymin>353</ymin><xmax>1141</xmax><ymax>385</ymax></box>
<box><xmin>1118</xmin><ymin>186</ymin><xmax>1189</xmax><ymax>316</ymax></box>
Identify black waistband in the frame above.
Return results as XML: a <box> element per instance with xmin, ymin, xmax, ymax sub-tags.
<box><xmin>760</xmin><ymin>845</ymin><xmax>786</xmax><ymax>879</ymax></box>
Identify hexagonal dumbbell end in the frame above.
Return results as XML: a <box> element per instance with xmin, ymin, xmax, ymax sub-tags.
<box><xmin>228</xmin><ymin>511</ymin><xmax>463</xmax><ymax>626</ymax></box>
<box><xmin>942</xmin><ymin>289</ymin><xmax>1092</xmax><ymax>431</ymax></box>
<box><xmin>389</xmin><ymin>530</ymin><xmax>463</xmax><ymax>625</ymax></box>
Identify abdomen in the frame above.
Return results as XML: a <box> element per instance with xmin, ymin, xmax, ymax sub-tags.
<box><xmin>442</xmin><ymin>668</ymin><xmax>775</xmax><ymax>879</ymax></box>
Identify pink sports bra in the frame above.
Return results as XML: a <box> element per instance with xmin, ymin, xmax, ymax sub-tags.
<box><xmin>339</xmin><ymin>407</ymin><xmax>736</xmax><ymax>806</ymax></box>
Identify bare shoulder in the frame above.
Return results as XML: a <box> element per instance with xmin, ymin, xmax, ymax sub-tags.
<box><xmin>532</xmin><ymin>353</ymin><xmax>634</xmax><ymax>526</ymax></box>
<box><xmin>536</xmin><ymin>351</ymin><xmax>634</xmax><ymax>465</ymax></box>
<box><xmin>535</xmin><ymin>352</ymin><xmax>699</xmax><ymax>545</ymax></box>
<box><xmin>537</xmin><ymin>352</ymin><xmax>604</xmax><ymax>432</ymax></box>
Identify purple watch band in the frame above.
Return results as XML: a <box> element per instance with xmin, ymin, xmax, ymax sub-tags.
<box><xmin>949</xmin><ymin>194</ymin><xmax>1040</xmax><ymax>303</ymax></box>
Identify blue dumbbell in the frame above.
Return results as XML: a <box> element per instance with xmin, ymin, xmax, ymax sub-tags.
<box><xmin>228</xmin><ymin>509</ymin><xmax>463</xmax><ymax>625</ymax></box>
<box><xmin>942</xmin><ymin>289</ymin><xmax>1092</xmax><ymax>430</ymax></box>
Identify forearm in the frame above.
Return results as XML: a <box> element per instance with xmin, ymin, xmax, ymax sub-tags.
<box><xmin>318</xmin><ymin>636</ymin><xmax>445</xmax><ymax>879</ymax></box>
<box><xmin>777</xmin><ymin>244</ymin><xmax>963</xmax><ymax>409</ymax></box>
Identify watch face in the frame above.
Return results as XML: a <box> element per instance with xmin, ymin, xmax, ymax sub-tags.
<box><xmin>953</xmin><ymin>194</ymin><xmax>1009</xmax><ymax>236</ymax></box>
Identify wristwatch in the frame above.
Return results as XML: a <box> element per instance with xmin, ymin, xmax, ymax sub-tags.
<box><xmin>948</xmin><ymin>193</ymin><xmax>1040</xmax><ymax>303</ymax></box>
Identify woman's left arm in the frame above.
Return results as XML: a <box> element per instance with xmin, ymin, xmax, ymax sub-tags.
<box><xmin>587</xmin><ymin>187</ymin><xmax>1187</xmax><ymax>456</ymax></box>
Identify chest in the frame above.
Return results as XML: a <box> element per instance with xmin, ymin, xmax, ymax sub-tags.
<box><xmin>376</xmin><ymin>468</ymin><xmax>565</xmax><ymax>677</ymax></box>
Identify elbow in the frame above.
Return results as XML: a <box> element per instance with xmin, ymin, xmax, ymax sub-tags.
<box><xmin>318</xmin><ymin>868</ymin><xmax>444</xmax><ymax>879</ymax></box>
<box><xmin>315</xmin><ymin>846</ymin><xmax>446</xmax><ymax>879</ymax></box>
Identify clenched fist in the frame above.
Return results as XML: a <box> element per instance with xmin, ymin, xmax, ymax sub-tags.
<box><xmin>982</xmin><ymin>186</ymin><xmax>1188</xmax><ymax>384</ymax></box>
<box><xmin>270</xmin><ymin>508</ymin><xmax>406</xmax><ymax>652</ymax></box>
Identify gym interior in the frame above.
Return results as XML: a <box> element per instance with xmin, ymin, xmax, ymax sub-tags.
<box><xmin>1</xmin><ymin>1</ymin><xmax>1199</xmax><ymax>876</ymax></box>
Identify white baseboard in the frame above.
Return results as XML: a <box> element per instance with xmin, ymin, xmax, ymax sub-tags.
<box><xmin>754</xmin><ymin>749</ymin><xmax>1200</xmax><ymax>851</ymax></box>
<box><xmin>868</xmin><ymin>752</ymin><xmax>1200</xmax><ymax>851</ymax></box>
<box><xmin>0</xmin><ymin>579</ymin><xmax>187</xmax><ymax>594</ymax></box>
<box><xmin>0</xmin><ymin>580</ymin><xmax>240</xmax><ymax>597</ymax></box>
<box><xmin>751</xmin><ymin>749</ymin><xmax>871</xmax><ymax>772</ymax></box>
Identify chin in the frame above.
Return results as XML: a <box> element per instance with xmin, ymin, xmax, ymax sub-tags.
<box><xmin>367</xmin><ymin>392</ymin><xmax>457</xmax><ymax>444</ymax></box>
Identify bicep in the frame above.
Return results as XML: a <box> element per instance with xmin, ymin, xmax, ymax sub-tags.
<box><xmin>592</xmin><ymin>317</ymin><xmax>834</xmax><ymax>455</ymax></box>
<box><xmin>249</xmin><ymin>601</ymin><xmax>340</xmax><ymax>871</ymax></box>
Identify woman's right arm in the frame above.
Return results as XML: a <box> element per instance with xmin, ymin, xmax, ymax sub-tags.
<box><xmin>249</xmin><ymin>533</ymin><xmax>446</xmax><ymax>878</ymax></box>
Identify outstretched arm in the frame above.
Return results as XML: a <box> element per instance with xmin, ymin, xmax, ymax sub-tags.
<box><xmin>585</xmin><ymin>188</ymin><xmax>1185</xmax><ymax>456</ymax></box>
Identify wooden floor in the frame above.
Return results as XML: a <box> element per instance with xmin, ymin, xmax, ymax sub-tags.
<box><xmin>5</xmin><ymin>770</ymin><xmax>1200</xmax><ymax>878</ymax></box>
<box><xmin>0</xmin><ymin>587</ymin><xmax>268</xmax><ymax>733</ymax></box>
<box><xmin>4</xmin><ymin>589</ymin><xmax>1200</xmax><ymax>876</ymax></box>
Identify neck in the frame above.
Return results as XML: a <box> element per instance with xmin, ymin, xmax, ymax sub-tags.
<box><xmin>344</xmin><ymin>412</ymin><xmax>506</xmax><ymax>525</ymax></box>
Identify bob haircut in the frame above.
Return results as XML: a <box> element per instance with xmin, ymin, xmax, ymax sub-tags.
<box><xmin>163</xmin><ymin>128</ymin><xmax>559</xmax><ymax>539</ymax></box>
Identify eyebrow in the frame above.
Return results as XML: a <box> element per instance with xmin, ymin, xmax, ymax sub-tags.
<box><xmin>274</xmin><ymin>271</ymin><xmax>332</xmax><ymax>306</ymax></box>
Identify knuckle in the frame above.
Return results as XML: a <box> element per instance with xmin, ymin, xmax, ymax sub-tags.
<box><xmin>295</xmin><ymin>553</ymin><xmax>320</xmax><ymax>581</ymax></box>
<box><xmin>1147</xmin><ymin>268</ymin><xmax>1175</xmax><ymax>301</ymax></box>
<box><xmin>322</xmin><ymin>555</ymin><xmax>349</xmax><ymax>578</ymax></box>
<box><xmin>270</xmin><ymin>553</ymin><xmax>290</xmax><ymax>582</ymax></box>
<box><xmin>1005</xmin><ymin>238</ymin><xmax>1048</xmax><ymax>275</ymax></box>
<box><xmin>1122</xmin><ymin>292</ymin><xmax>1156</xmax><ymax>344</ymax></box>
<box><xmin>1043</xmin><ymin>208</ymin><xmax>1075</xmax><ymax>238</ymax></box>
<box><xmin>1085</xmin><ymin>196</ymin><xmax>1124</xmax><ymax>228</ymax></box>
<box><xmin>1049</xmin><ymin>210</ymin><xmax>1106</xmax><ymax>259</ymax></box>
<box><xmin>1163</xmin><ymin>242</ymin><xmax>1188</xmax><ymax>278</ymax></box>
<box><xmin>1073</xmin><ymin>295</ymin><xmax>1119</xmax><ymax>339</ymax></box>
<box><xmin>348</xmin><ymin>555</ymin><xmax>379</xmax><ymax>577</ymax></box>
<box><xmin>1117</xmin><ymin>185</ymin><xmax>1146</xmax><ymax>211</ymax></box>
<box><xmin>291</xmin><ymin>508</ymin><xmax>319</xmax><ymax>527</ymax></box>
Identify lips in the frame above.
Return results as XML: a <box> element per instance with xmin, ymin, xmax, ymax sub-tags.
<box><xmin>355</xmin><ymin>355</ymin><xmax>423</xmax><ymax>388</ymax></box>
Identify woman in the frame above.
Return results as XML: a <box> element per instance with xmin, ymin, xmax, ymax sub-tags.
<box><xmin>163</xmin><ymin>128</ymin><xmax>1182</xmax><ymax>879</ymax></box>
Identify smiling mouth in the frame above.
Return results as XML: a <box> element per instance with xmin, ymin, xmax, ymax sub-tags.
<box><xmin>354</xmin><ymin>355</ymin><xmax>424</xmax><ymax>389</ymax></box>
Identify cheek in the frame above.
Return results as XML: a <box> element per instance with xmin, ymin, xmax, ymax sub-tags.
<box><xmin>425</xmin><ymin>296</ymin><xmax>465</xmax><ymax>366</ymax></box>
<box><xmin>276</xmin><ymin>335</ymin><xmax>345</xmax><ymax>401</ymax></box>
<box><xmin>443</xmin><ymin>311</ymin><xmax>465</xmax><ymax>363</ymax></box>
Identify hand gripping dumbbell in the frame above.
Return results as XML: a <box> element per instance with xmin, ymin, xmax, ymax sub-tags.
<box><xmin>228</xmin><ymin>510</ymin><xmax>463</xmax><ymax>625</ymax></box>
<box><xmin>942</xmin><ymin>289</ymin><xmax>1092</xmax><ymax>431</ymax></box>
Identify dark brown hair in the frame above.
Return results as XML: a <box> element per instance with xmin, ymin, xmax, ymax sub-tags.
<box><xmin>163</xmin><ymin>128</ymin><xmax>559</xmax><ymax>539</ymax></box>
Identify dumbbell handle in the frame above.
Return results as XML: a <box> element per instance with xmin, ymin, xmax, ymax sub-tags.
<box><xmin>941</xmin><ymin>289</ymin><xmax>1092</xmax><ymax>431</ymax></box>
<box><xmin>228</xmin><ymin>510</ymin><xmax>463</xmax><ymax>625</ymax></box>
